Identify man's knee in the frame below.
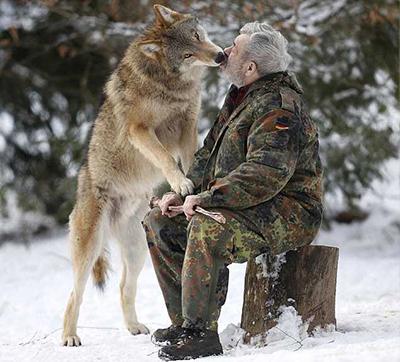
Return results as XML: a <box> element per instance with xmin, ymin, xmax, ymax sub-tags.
<box><xmin>142</xmin><ymin>207</ymin><xmax>166</xmax><ymax>241</ymax></box>
<box><xmin>143</xmin><ymin>207</ymin><xmax>186</xmax><ymax>250</ymax></box>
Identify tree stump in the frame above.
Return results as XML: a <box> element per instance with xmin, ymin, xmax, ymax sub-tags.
<box><xmin>240</xmin><ymin>245</ymin><xmax>339</xmax><ymax>344</ymax></box>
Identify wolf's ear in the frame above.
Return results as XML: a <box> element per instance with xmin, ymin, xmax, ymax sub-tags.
<box><xmin>153</xmin><ymin>4</ymin><xmax>184</xmax><ymax>26</ymax></box>
<box><xmin>138</xmin><ymin>41</ymin><xmax>161</xmax><ymax>60</ymax></box>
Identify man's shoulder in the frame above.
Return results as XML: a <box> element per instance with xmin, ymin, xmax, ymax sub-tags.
<box><xmin>249</xmin><ymin>86</ymin><xmax>301</xmax><ymax>122</ymax></box>
<box><xmin>249</xmin><ymin>83</ymin><xmax>320</xmax><ymax>140</ymax></box>
<box><xmin>278</xmin><ymin>86</ymin><xmax>303</xmax><ymax>113</ymax></box>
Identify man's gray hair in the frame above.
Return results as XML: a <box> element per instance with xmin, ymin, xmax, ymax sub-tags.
<box><xmin>240</xmin><ymin>21</ymin><xmax>292</xmax><ymax>75</ymax></box>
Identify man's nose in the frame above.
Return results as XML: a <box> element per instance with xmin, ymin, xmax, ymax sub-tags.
<box><xmin>224</xmin><ymin>47</ymin><xmax>231</xmax><ymax>56</ymax></box>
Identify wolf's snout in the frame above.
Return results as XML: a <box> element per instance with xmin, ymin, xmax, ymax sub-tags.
<box><xmin>214</xmin><ymin>52</ymin><xmax>226</xmax><ymax>64</ymax></box>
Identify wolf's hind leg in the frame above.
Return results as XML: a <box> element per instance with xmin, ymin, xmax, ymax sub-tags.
<box><xmin>114</xmin><ymin>202</ymin><xmax>149</xmax><ymax>335</ymax></box>
<box><xmin>62</xmin><ymin>195</ymin><xmax>105</xmax><ymax>346</ymax></box>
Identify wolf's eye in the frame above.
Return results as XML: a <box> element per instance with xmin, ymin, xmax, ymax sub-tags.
<box><xmin>194</xmin><ymin>32</ymin><xmax>200</xmax><ymax>41</ymax></box>
<box><xmin>184</xmin><ymin>53</ymin><xmax>193</xmax><ymax>59</ymax></box>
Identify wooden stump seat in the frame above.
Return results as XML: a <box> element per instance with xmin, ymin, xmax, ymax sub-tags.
<box><xmin>240</xmin><ymin>245</ymin><xmax>339</xmax><ymax>344</ymax></box>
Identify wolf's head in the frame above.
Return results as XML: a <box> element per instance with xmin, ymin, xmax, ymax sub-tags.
<box><xmin>137</xmin><ymin>5</ymin><xmax>224</xmax><ymax>74</ymax></box>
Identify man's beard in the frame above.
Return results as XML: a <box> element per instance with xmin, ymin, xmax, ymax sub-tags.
<box><xmin>221</xmin><ymin>57</ymin><xmax>247</xmax><ymax>88</ymax></box>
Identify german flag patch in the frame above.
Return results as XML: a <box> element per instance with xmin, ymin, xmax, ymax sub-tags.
<box><xmin>275</xmin><ymin>117</ymin><xmax>290</xmax><ymax>130</ymax></box>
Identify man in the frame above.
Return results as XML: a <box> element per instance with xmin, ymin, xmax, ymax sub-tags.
<box><xmin>142</xmin><ymin>21</ymin><xmax>323</xmax><ymax>361</ymax></box>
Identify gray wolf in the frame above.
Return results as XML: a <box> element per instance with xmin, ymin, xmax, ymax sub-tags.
<box><xmin>62</xmin><ymin>4</ymin><xmax>223</xmax><ymax>347</ymax></box>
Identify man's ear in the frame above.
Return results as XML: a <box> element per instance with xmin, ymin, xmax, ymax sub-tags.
<box><xmin>138</xmin><ymin>40</ymin><xmax>161</xmax><ymax>60</ymax></box>
<box><xmin>153</xmin><ymin>4</ymin><xmax>184</xmax><ymax>26</ymax></box>
<box><xmin>246</xmin><ymin>61</ymin><xmax>257</xmax><ymax>76</ymax></box>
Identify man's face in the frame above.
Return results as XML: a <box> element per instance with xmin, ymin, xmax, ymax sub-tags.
<box><xmin>220</xmin><ymin>34</ymin><xmax>250</xmax><ymax>87</ymax></box>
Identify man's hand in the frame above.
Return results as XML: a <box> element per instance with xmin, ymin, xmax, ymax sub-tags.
<box><xmin>182</xmin><ymin>195</ymin><xmax>202</xmax><ymax>221</ymax></box>
<box><xmin>159</xmin><ymin>192</ymin><xmax>183</xmax><ymax>218</ymax></box>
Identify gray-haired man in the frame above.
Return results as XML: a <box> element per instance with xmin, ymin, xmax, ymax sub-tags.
<box><xmin>143</xmin><ymin>22</ymin><xmax>323</xmax><ymax>360</ymax></box>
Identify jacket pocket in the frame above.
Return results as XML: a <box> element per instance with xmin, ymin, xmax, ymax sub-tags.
<box><xmin>265</xmin><ymin>130</ymin><xmax>290</xmax><ymax>148</ymax></box>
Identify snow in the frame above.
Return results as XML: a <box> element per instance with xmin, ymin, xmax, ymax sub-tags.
<box><xmin>254</xmin><ymin>252</ymin><xmax>286</xmax><ymax>279</ymax></box>
<box><xmin>0</xmin><ymin>161</ymin><xmax>399</xmax><ymax>361</ymax></box>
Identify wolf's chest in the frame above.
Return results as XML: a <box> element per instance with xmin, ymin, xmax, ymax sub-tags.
<box><xmin>155</xmin><ymin>95</ymin><xmax>192</xmax><ymax>118</ymax></box>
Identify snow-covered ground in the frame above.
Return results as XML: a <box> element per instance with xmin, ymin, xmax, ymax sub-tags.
<box><xmin>0</xmin><ymin>160</ymin><xmax>399</xmax><ymax>362</ymax></box>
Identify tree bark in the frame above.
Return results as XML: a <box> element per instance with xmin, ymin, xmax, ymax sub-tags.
<box><xmin>240</xmin><ymin>245</ymin><xmax>339</xmax><ymax>344</ymax></box>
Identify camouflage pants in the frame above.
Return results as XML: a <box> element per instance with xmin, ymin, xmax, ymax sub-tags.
<box><xmin>142</xmin><ymin>207</ymin><xmax>269</xmax><ymax>331</ymax></box>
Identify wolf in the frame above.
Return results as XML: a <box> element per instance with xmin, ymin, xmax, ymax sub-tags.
<box><xmin>62</xmin><ymin>4</ymin><xmax>224</xmax><ymax>347</ymax></box>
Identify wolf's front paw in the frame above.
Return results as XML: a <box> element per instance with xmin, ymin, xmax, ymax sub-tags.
<box><xmin>178</xmin><ymin>177</ymin><xmax>194</xmax><ymax>197</ymax></box>
<box><xmin>62</xmin><ymin>334</ymin><xmax>82</xmax><ymax>347</ymax></box>
<box><xmin>128</xmin><ymin>323</ymin><xmax>150</xmax><ymax>335</ymax></box>
<box><xmin>168</xmin><ymin>172</ymin><xmax>194</xmax><ymax>197</ymax></box>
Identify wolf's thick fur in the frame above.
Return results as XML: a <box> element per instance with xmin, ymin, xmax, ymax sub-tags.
<box><xmin>62</xmin><ymin>5</ymin><xmax>223</xmax><ymax>346</ymax></box>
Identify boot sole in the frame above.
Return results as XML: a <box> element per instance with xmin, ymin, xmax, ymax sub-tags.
<box><xmin>158</xmin><ymin>347</ymin><xmax>223</xmax><ymax>361</ymax></box>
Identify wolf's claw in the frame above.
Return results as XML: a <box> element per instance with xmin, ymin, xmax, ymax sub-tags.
<box><xmin>179</xmin><ymin>178</ymin><xmax>194</xmax><ymax>196</ymax></box>
<box><xmin>128</xmin><ymin>322</ymin><xmax>150</xmax><ymax>335</ymax></box>
<box><xmin>168</xmin><ymin>171</ymin><xmax>194</xmax><ymax>197</ymax></box>
<box><xmin>62</xmin><ymin>335</ymin><xmax>82</xmax><ymax>347</ymax></box>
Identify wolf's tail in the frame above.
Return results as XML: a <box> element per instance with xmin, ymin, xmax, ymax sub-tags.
<box><xmin>92</xmin><ymin>249</ymin><xmax>110</xmax><ymax>291</ymax></box>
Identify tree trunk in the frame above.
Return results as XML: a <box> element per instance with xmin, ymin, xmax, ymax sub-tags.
<box><xmin>240</xmin><ymin>245</ymin><xmax>339</xmax><ymax>344</ymax></box>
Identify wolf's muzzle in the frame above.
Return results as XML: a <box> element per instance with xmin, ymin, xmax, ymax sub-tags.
<box><xmin>214</xmin><ymin>52</ymin><xmax>226</xmax><ymax>64</ymax></box>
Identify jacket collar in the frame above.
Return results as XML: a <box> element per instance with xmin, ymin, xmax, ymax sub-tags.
<box><xmin>237</xmin><ymin>71</ymin><xmax>288</xmax><ymax>99</ymax></box>
<box><xmin>221</xmin><ymin>72</ymin><xmax>286</xmax><ymax>122</ymax></box>
<box><xmin>231</xmin><ymin>71</ymin><xmax>304</xmax><ymax>99</ymax></box>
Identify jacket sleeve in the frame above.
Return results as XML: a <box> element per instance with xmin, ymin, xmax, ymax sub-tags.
<box><xmin>196</xmin><ymin>109</ymin><xmax>300</xmax><ymax>210</ymax></box>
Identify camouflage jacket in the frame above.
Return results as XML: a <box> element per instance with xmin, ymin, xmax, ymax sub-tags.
<box><xmin>186</xmin><ymin>71</ymin><xmax>323</xmax><ymax>243</ymax></box>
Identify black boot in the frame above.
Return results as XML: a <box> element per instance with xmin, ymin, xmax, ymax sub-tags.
<box><xmin>151</xmin><ymin>325</ymin><xmax>186</xmax><ymax>346</ymax></box>
<box><xmin>158</xmin><ymin>328</ymin><xmax>223</xmax><ymax>361</ymax></box>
